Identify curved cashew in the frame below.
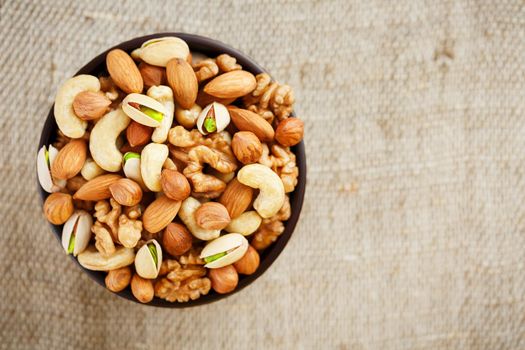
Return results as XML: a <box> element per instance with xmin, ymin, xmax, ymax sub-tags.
<box><xmin>147</xmin><ymin>85</ymin><xmax>174</xmax><ymax>143</ymax></box>
<box><xmin>54</xmin><ymin>75</ymin><xmax>100</xmax><ymax>138</ymax></box>
<box><xmin>90</xmin><ymin>108</ymin><xmax>130</xmax><ymax>172</ymax></box>
<box><xmin>237</xmin><ymin>164</ymin><xmax>285</xmax><ymax>218</ymax></box>
<box><xmin>78</xmin><ymin>246</ymin><xmax>135</xmax><ymax>271</ymax></box>
<box><xmin>81</xmin><ymin>157</ymin><xmax>105</xmax><ymax>180</ymax></box>
<box><xmin>225</xmin><ymin>211</ymin><xmax>262</xmax><ymax>236</ymax></box>
<box><xmin>178</xmin><ymin>197</ymin><xmax>220</xmax><ymax>241</ymax></box>
<box><xmin>141</xmin><ymin>143</ymin><xmax>168</xmax><ymax>191</ymax></box>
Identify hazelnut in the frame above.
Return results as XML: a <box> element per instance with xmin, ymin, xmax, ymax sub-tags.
<box><xmin>126</xmin><ymin>121</ymin><xmax>153</xmax><ymax>147</ymax></box>
<box><xmin>208</xmin><ymin>265</ymin><xmax>238</xmax><ymax>294</ymax></box>
<box><xmin>109</xmin><ymin>178</ymin><xmax>143</xmax><ymax>206</ymax></box>
<box><xmin>231</xmin><ymin>131</ymin><xmax>263</xmax><ymax>164</ymax></box>
<box><xmin>105</xmin><ymin>266</ymin><xmax>132</xmax><ymax>292</ymax></box>
<box><xmin>162</xmin><ymin>223</ymin><xmax>193</xmax><ymax>256</ymax></box>
<box><xmin>43</xmin><ymin>192</ymin><xmax>74</xmax><ymax>225</ymax></box>
<box><xmin>233</xmin><ymin>245</ymin><xmax>260</xmax><ymax>275</ymax></box>
<box><xmin>160</xmin><ymin>169</ymin><xmax>191</xmax><ymax>201</ymax></box>
<box><xmin>131</xmin><ymin>273</ymin><xmax>154</xmax><ymax>303</ymax></box>
<box><xmin>139</xmin><ymin>62</ymin><xmax>166</xmax><ymax>88</ymax></box>
<box><xmin>194</xmin><ymin>202</ymin><xmax>230</xmax><ymax>230</ymax></box>
<box><xmin>72</xmin><ymin>91</ymin><xmax>111</xmax><ymax>120</ymax></box>
<box><xmin>275</xmin><ymin>118</ymin><xmax>304</xmax><ymax>147</ymax></box>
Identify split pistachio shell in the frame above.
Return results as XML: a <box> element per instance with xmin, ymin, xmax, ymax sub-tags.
<box><xmin>61</xmin><ymin>210</ymin><xmax>92</xmax><ymax>256</ymax></box>
<box><xmin>131</xmin><ymin>37</ymin><xmax>190</xmax><ymax>67</ymax></box>
<box><xmin>123</xmin><ymin>153</ymin><xmax>146</xmax><ymax>189</ymax></box>
<box><xmin>37</xmin><ymin>145</ymin><xmax>66</xmax><ymax>193</ymax></box>
<box><xmin>78</xmin><ymin>246</ymin><xmax>135</xmax><ymax>271</ymax></box>
<box><xmin>135</xmin><ymin>239</ymin><xmax>162</xmax><ymax>279</ymax></box>
<box><xmin>54</xmin><ymin>75</ymin><xmax>99</xmax><ymax>138</ymax></box>
<box><xmin>197</xmin><ymin>102</ymin><xmax>230</xmax><ymax>135</ymax></box>
<box><xmin>147</xmin><ymin>85</ymin><xmax>175</xmax><ymax>143</ymax></box>
<box><xmin>122</xmin><ymin>93</ymin><xmax>167</xmax><ymax>127</ymax></box>
<box><xmin>141</xmin><ymin>143</ymin><xmax>168</xmax><ymax>192</ymax></box>
<box><xmin>179</xmin><ymin>197</ymin><xmax>220</xmax><ymax>241</ymax></box>
<box><xmin>200</xmin><ymin>233</ymin><xmax>249</xmax><ymax>269</ymax></box>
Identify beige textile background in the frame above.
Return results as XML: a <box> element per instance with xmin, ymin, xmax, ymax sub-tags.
<box><xmin>1</xmin><ymin>0</ymin><xmax>525</xmax><ymax>349</ymax></box>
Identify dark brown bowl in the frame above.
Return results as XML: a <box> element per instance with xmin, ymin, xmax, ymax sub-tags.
<box><xmin>37</xmin><ymin>33</ymin><xmax>306</xmax><ymax>307</ymax></box>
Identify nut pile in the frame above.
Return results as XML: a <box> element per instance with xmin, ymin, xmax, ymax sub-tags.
<box><xmin>38</xmin><ymin>36</ymin><xmax>304</xmax><ymax>304</ymax></box>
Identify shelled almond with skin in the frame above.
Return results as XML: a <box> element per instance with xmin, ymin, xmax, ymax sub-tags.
<box><xmin>72</xmin><ymin>91</ymin><xmax>111</xmax><ymax>120</ymax></box>
<box><xmin>194</xmin><ymin>202</ymin><xmax>231</xmax><ymax>230</ymax></box>
<box><xmin>50</xmin><ymin>139</ymin><xmax>87</xmax><ymax>180</ymax></box>
<box><xmin>219</xmin><ymin>178</ymin><xmax>254</xmax><ymax>219</ymax></box>
<box><xmin>44</xmin><ymin>192</ymin><xmax>74</xmax><ymax>225</ymax></box>
<box><xmin>106</xmin><ymin>49</ymin><xmax>143</xmax><ymax>94</ymax></box>
<box><xmin>196</xmin><ymin>89</ymin><xmax>236</xmax><ymax>107</ymax></box>
<box><xmin>232</xmin><ymin>131</ymin><xmax>262</xmax><ymax>164</ymax></box>
<box><xmin>166</xmin><ymin>58</ymin><xmax>198</xmax><ymax>109</ymax></box>
<box><xmin>204</xmin><ymin>70</ymin><xmax>256</xmax><ymax>99</ymax></box>
<box><xmin>139</xmin><ymin>62</ymin><xmax>166</xmax><ymax>88</ymax></box>
<box><xmin>73</xmin><ymin>174</ymin><xmax>122</xmax><ymax>201</ymax></box>
<box><xmin>126</xmin><ymin>121</ymin><xmax>153</xmax><ymax>147</ymax></box>
<box><xmin>142</xmin><ymin>195</ymin><xmax>181</xmax><ymax>233</ymax></box>
<box><xmin>275</xmin><ymin>118</ymin><xmax>304</xmax><ymax>147</ymax></box>
<box><xmin>160</xmin><ymin>169</ymin><xmax>191</xmax><ymax>201</ymax></box>
<box><xmin>109</xmin><ymin>178</ymin><xmax>143</xmax><ymax>206</ymax></box>
<box><xmin>227</xmin><ymin>106</ymin><xmax>274</xmax><ymax>142</ymax></box>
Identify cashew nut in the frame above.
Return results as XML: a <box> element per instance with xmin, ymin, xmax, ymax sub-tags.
<box><xmin>175</xmin><ymin>104</ymin><xmax>201</xmax><ymax>129</ymax></box>
<box><xmin>178</xmin><ymin>197</ymin><xmax>220</xmax><ymax>240</ymax></box>
<box><xmin>54</xmin><ymin>75</ymin><xmax>100</xmax><ymax>138</ymax></box>
<box><xmin>89</xmin><ymin>108</ymin><xmax>130</xmax><ymax>172</ymax></box>
<box><xmin>147</xmin><ymin>85</ymin><xmax>174</xmax><ymax>143</ymax></box>
<box><xmin>78</xmin><ymin>245</ymin><xmax>135</xmax><ymax>271</ymax></box>
<box><xmin>81</xmin><ymin>157</ymin><xmax>105</xmax><ymax>180</ymax></box>
<box><xmin>141</xmin><ymin>143</ymin><xmax>168</xmax><ymax>191</ymax></box>
<box><xmin>225</xmin><ymin>211</ymin><xmax>262</xmax><ymax>236</ymax></box>
<box><xmin>237</xmin><ymin>164</ymin><xmax>285</xmax><ymax>218</ymax></box>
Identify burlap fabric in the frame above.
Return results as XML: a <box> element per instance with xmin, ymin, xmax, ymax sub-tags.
<box><xmin>1</xmin><ymin>0</ymin><xmax>525</xmax><ymax>349</ymax></box>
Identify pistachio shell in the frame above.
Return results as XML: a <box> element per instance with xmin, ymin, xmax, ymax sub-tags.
<box><xmin>123</xmin><ymin>156</ymin><xmax>146</xmax><ymax>189</ymax></box>
<box><xmin>134</xmin><ymin>239</ymin><xmax>162</xmax><ymax>279</ymax></box>
<box><xmin>196</xmin><ymin>102</ymin><xmax>230</xmax><ymax>135</ymax></box>
<box><xmin>122</xmin><ymin>93</ymin><xmax>167</xmax><ymax>127</ymax></box>
<box><xmin>132</xmin><ymin>37</ymin><xmax>190</xmax><ymax>67</ymax></box>
<box><xmin>61</xmin><ymin>210</ymin><xmax>92</xmax><ymax>256</ymax></box>
<box><xmin>200</xmin><ymin>233</ymin><xmax>249</xmax><ymax>268</ymax></box>
<box><xmin>37</xmin><ymin>145</ymin><xmax>64</xmax><ymax>193</ymax></box>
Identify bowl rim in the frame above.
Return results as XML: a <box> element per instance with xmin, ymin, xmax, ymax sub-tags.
<box><xmin>37</xmin><ymin>32</ymin><xmax>306</xmax><ymax>308</ymax></box>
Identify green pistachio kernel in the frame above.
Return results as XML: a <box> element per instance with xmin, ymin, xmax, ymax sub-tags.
<box><xmin>204</xmin><ymin>252</ymin><xmax>226</xmax><ymax>264</ymax></box>
<box><xmin>67</xmin><ymin>234</ymin><xmax>75</xmax><ymax>254</ymax></box>
<box><xmin>140</xmin><ymin>106</ymin><xmax>163</xmax><ymax>122</ymax></box>
<box><xmin>143</xmin><ymin>39</ymin><xmax>161</xmax><ymax>47</ymax></box>
<box><xmin>123</xmin><ymin>152</ymin><xmax>140</xmax><ymax>163</ymax></box>
<box><xmin>203</xmin><ymin>117</ymin><xmax>217</xmax><ymax>133</ymax></box>
<box><xmin>45</xmin><ymin>149</ymin><xmax>50</xmax><ymax>165</ymax></box>
<box><xmin>148</xmin><ymin>243</ymin><xmax>158</xmax><ymax>267</ymax></box>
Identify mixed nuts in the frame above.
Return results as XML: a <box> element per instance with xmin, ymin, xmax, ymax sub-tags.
<box><xmin>38</xmin><ymin>36</ymin><xmax>304</xmax><ymax>304</ymax></box>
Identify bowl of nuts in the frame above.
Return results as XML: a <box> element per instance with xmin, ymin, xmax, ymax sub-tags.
<box><xmin>37</xmin><ymin>33</ymin><xmax>306</xmax><ymax>306</ymax></box>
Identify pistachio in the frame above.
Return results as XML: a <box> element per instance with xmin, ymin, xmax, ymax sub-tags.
<box><xmin>196</xmin><ymin>102</ymin><xmax>230</xmax><ymax>135</ymax></box>
<box><xmin>122</xmin><ymin>152</ymin><xmax>146</xmax><ymax>189</ymax></box>
<box><xmin>61</xmin><ymin>210</ymin><xmax>92</xmax><ymax>256</ymax></box>
<box><xmin>131</xmin><ymin>37</ymin><xmax>190</xmax><ymax>67</ymax></box>
<box><xmin>37</xmin><ymin>145</ymin><xmax>66</xmax><ymax>193</ymax></box>
<box><xmin>200</xmin><ymin>233</ymin><xmax>249</xmax><ymax>268</ymax></box>
<box><xmin>134</xmin><ymin>239</ymin><xmax>162</xmax><ymax>279</ymax></box>
<box><xmin>122</xmin><ymin>93</ymin><xmax>167</xmax><ymax>127</ymax></box>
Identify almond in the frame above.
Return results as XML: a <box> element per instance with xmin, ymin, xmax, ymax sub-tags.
<box><xmin>160</xmin><ymin>169</ymin><xmax>191</xmax><ymax>201</ymax></box>
<box><xmin>203</xmin><ymin>70</ymin><xmax>256</xmax><ymax>99</ymax></box>
<box><xmin>142</xmin><ymin>195</ymin><xmax>181</xmax><ymax>233</ymax></box>
<box><xmin>166</xmin><ymin>58</ymin><xmax>198</xmax><ymax>109</ymax></box>
<box><xmin>194</xmin><ymin>202</ymin><xmax>230</xmax><ymax>230</ymax></box>
<box><xmin>126</xmin><ymin>121</ymin><xmax>153</xmax><ymax>147</ymax></box>
<box><xmin>51</xmin><ymin>139</ymin><xmax>87</xmax><ymax>180</ymax></box>
<box><xmin>106</xmin><ymin>49</ymin><xmax>143</xmax><ymax>94</ymax></box>
<box><xmin>139</xmin><ymin>62</ymin><xmax>166</xmax><ymax>88</ymax></box>
<box><xmin>232</xmin><ymin>131</ymin><xmax>263</xmax><ymax>164</ymax></box>
<box><xmin>219</xmin><ymin>178</ymin><xmax>254</xmax><ymax>219</ymax></box>
<box><xmin>275</xmin><ymin>117</ymin><xmax>304</xmax><ymax>147</ymax></box>
<box><xmin>162</xmin><ymin>222</ymin><xmax>192</xmax><ymax>256</ymax></box>
<box><xmin>227</xmin><ymin>106</ymin><xmax>275</xmax><ymax>142</ymax></box>
<box><xmin>73</xmin><ymin>174</ymin><xmax>122</xmax><ymax>201</ymax></box>
<box><xmin>109</xmin><ymin>178</ymin><xmax>143</xmax><ymax>206</ymax></box>
<box><xmin>72</xmin><ymin>91</ymin><xmax>111</xmax><ymax>120</ymax></box>
<box><xmin>43</xmin><ymin>192</ymin><xmax>74</xmax><ymax>225</ymax></box>
<box><xmin>195</xmin><ymin>89</ymin><xmax>236</xmax><ymax>107</ymax></box>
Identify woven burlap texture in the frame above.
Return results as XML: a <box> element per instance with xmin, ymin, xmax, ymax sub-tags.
<box><xmin>2</xmin><ymin>0</ymin><xmax>525</xmax><ymax>349</ymax></box>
